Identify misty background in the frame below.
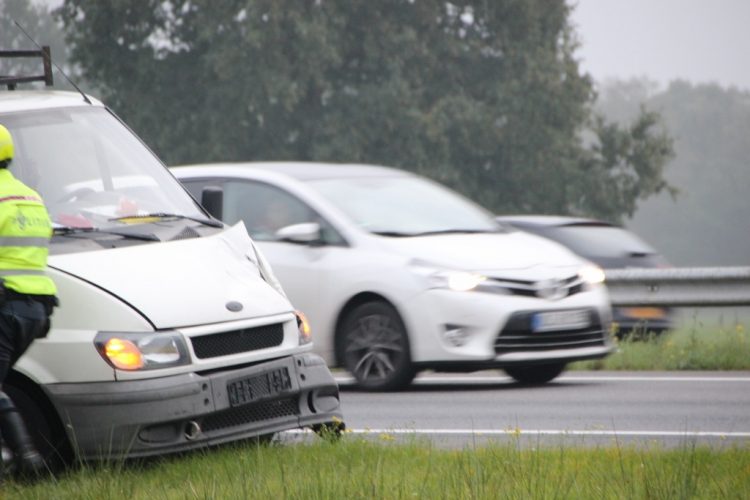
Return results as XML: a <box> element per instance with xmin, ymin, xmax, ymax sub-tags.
<box><xmin>570</xmin><ymin>0</ymin><xmax>750</xmax><ymax>267</ymax></box>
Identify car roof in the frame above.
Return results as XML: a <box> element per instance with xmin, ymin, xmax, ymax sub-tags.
<box><xmin>176</xmin><ymin>162</ymin><xmax>414</xmax><ymax>181</ymax></box>
<box><xmin>0</xmin><ymin>90</ymin><xmax>104</xmax><ymax>113</ymax></box>
<box><xmin>497</xmin><ymin>214</ymin><xmax>617</xmax><ymax>228</ymax></box>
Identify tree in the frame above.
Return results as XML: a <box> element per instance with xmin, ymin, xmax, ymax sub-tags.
<box><xmin>57</xmin><ymin>0</ymin><xmax>673</xmax><ymax>222</ymax></box>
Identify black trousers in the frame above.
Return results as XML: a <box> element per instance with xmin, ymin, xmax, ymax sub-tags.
<box><xmin>0</xmin><ymin>299</ymin><xmax>50</xmax><ymax>387</ymax></box>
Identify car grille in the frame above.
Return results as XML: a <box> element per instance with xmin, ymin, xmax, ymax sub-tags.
<box><xmin>483</xmin><ymin>274</ymin><xmax>584</xmax><ymax>299</ymax></box>
<box><xmin>191</xmin><ymin>323</ymin><xmax>284</xmax><ymax>359</ymax></box>
<box><xmin>494</xmin><ymin>309</ymin><xmax>606</xmax><ymax>354</ymax></box>
<box><xmin>201</xmin><ymin>398</ymin><xmax>299</xmax><ymax>433</ymax></box>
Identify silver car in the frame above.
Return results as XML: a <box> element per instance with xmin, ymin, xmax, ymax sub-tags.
<box><xmin>174</xmin><ymin>163</ymin><xmax>615</xmax><ymax>390</ymax></box>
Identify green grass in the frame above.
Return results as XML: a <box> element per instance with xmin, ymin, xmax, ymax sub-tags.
<box><xmin>5</xmin><ymin>438</ymin><xmax>750</xmax><ymax>499</ymax></box>
<box><xmin>573</xmin><ymin>320</ymin><xmax>750</xmax><ymax>371</ymax></box>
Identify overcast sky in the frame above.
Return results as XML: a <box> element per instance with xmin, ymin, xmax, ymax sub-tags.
<box><xmin>569</xmin><ymin>0</ymin><xmax>750</xmax><ymax>90</ymax></box>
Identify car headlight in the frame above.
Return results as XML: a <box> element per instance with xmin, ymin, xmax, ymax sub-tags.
<box><xmin>579</xmin><ymin>264</ymin><xmax>606</xmax><ymax>285</ymax></box>
<box><xmin>295</xmin><ymin>310</ymin><xmax>312</xmax><ymax>345</ymax></box>
<box><xmin>410</xmin><ymin>260</ymin><xmax>487</xmax><ymax>292</ymax></box>
<box><xmin>94</xmin><ymin>331</ymin><xmax>190</xmax><ymax>371</ymax></box>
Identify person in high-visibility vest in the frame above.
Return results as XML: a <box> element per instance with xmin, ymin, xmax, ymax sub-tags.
<box><xmin>0</xmin><ymin>124</ymin><xmax>58</xmax><ymax>480</ymax></box>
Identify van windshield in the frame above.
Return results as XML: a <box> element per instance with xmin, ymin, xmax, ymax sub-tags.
<box><xmin>0</xmin><ymin>106</ymin><xmax>203</xmax><ymax>229</ymax></box>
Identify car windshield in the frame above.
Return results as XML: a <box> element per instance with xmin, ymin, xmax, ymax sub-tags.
<box><xmin>308</xmin><ymin>175</ymin><xmax>499</xmax><ymax>235</ymax></box>
<box><xmin>0</xmin><ymin>106</ymin><xmax>203</xmax><ymax>230</ymax></box>
<box><xmin>550</xmin><ymin>225</ymin><xmax>656</xmax><ymax>257</ymax></box>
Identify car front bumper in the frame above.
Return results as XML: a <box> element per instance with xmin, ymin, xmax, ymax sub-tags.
<box><xmin>44</xmin><ymin>353</ymin><xmax>343</xmax><ymax>461</ymax></box>
<box><xmin>404</xmin><ymin>285</ymin><xmax>615</xmax><ymax>367</ymax></box>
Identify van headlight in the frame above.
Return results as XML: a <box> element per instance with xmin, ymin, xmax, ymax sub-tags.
<box><xmin>94</xmin><ymin>331</ymin><xmax>190</xmax><ymax>371</ymax></box>
<box><xmin>579</xmin><ymin>264</ymin><xmax>606</xmax><ymax>285</ymax></box>
<box><xmin>410</xmin><ymin>261</ymin><xmax>487</xmax><ymax>292</ymax></box>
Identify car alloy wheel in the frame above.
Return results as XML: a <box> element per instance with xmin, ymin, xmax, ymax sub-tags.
<box><xmin>340</xmin><ymin>302</ymin><xmax>415</xmax><ymax>391</ymax></box>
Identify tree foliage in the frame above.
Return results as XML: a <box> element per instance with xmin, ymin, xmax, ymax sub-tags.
<box><xmin>57</xmin><ymin>0</ymin><xmax>673</xmax><ymax>222</ymax></box>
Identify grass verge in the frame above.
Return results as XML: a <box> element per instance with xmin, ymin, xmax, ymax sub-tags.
<box><xmin>573</xmin><ymin>321</ymin><xmax>750</xmax><ymax>370</ymax></box>
<box><xmin>5</xmin><ymin>438</ymin><xmax>749</xmax><ymax>499</ymax></box>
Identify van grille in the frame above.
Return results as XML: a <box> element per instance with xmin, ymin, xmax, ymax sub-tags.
<box><xmin>494</xmin><ymin>309</ymin><xmax>606</xmax><ymax>354</ymax></box>
<box><xmin>191</xmin><ymin>323</ymin><xmax>284</xmax><ymax>359</ymax></box>
<box><xmin>201</xmin><ymin>398</ymin><xmax>299</xmax><ymax>432</ymax></box>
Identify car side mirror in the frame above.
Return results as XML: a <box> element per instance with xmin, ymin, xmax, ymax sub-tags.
<box><xmin>275</xmin><ymin>222</ymin><xmax>322</xmax><ymax>245</ymax></box>
<box><xmin>201</xmin><ymin>186</ymin><xmax>223</xmax><ymax>220</ymax></box>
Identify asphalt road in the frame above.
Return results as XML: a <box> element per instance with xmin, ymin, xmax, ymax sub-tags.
<box><xmin>292</xmin><ymin>371</ymin><xmax>750</xmax><ymax>448</ymax></box>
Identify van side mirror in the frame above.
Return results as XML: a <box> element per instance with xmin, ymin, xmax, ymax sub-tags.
<box><xmin>201</xmin><ymin>186</ymin><xmax>223</xmax><ymax>220</ymax></box>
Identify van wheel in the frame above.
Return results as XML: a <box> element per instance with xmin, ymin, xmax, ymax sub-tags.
<box><xmin>504</xmin><ymin>363</ymin><xmax>566</xmax><ymax>385</ymax></box>
<box><xmin>339</xmin><ymin>302</ymin><xmax>415</xmax><ymax>391</ymax></box>
<box><xmin>4</xmin><ymin>381</ymin><xmax>72</xmax><ymax>470</ymax></box>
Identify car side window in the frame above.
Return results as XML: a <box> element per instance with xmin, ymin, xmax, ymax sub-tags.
<box><xmin>219</xmin><ymin>180</ymin><xmax>307</xmax><ymax>240</ymax></box>
<box><xmin>224</xmin><ymin>180</ymin><xmax>345</xmax><ymax>245</ymax></box>
<box><xmin>180</xmin><ymin>178</ymin><xmax>345</xmax><ymax>245</ymax></box>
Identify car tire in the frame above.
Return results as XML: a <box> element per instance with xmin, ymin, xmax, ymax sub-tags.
<box><xmin>339</xmin><ymin>301</ymin><xmax>416</xmax><ymax>391</ymax></box>
<box><xmin>504</xmin><ymin>363</ymin><xmax>566</xmax><ymax>385</ymax></box>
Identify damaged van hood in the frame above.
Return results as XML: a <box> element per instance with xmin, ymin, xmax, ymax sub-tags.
<box><xmin>48</xmin><ymin>223</ymin><xmax>291</xmax><ymax>329</ymax></box>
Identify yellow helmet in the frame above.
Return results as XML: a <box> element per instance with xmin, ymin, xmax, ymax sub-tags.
<box><xmin>0</xmin><ymin>124</ymin><xmax>13</xmax><ymax>163</ymax></box>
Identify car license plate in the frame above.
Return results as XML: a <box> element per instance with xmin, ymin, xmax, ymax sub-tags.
<box><xmin>227</xmin><ymin>367</ymin><xmax>292</xmax><ymax>407</ymax></box>
<box><xmin>531</xmin><ymin>310</ymin><xmax>590</xmax><ymax>332</ymax></box>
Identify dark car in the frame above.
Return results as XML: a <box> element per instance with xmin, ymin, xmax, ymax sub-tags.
<box><xmin>496</xmin><ymin>215</ymin><xmax>673</xmax><ymax>337</ymax></box>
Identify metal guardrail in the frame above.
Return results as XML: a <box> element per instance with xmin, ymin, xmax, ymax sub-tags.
<box><xmin>604</xmin><ymin>267</ymin><xmax>750</xmax><ymax>307</ymax></box>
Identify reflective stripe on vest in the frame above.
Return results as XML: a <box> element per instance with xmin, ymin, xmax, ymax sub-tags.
<box><xmin>0</xmin><ymin>269</ymin><xmax>47</xmax><ymax>276</ymax></box>
<box><xmin>0</xmin><ymin>236</ymin><xmax>50</xmax><ymax>247</ymax></box>
<box><xmin>0</xmin><ymin>195</ymin><xmax>43</xmax><ymax>204</ymax></box>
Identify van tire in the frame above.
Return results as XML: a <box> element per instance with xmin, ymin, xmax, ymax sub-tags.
<box><xmin>338</xmin><ymin>302</ymin><xmax>415</xmax><ymax>391</ymax></box>
<box><xmin>4</xmin><ymin>381</ymin><xmax>72</xmax><ymax>470</ymax></box>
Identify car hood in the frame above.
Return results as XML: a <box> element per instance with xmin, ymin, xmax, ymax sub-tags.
<box><xmin>381</xmin><ymin>231</ymin><xmax>586</xmax><ymax>276</ymax></box>
<box><xmin>49</xmin><ymin>223</ymin><xmax>291</xmax><ymax>329</ymax></box>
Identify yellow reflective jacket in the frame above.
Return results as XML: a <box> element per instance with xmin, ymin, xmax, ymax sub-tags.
<box><xmin>0</xmin><ymin>168</ymin><xmax>57</xmax><ymax>296</ymax></box>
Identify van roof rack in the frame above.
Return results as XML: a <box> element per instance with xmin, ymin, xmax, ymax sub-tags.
<box><xmin>0</xmin><ymin>46</ymin><xmax>54</xmax><ymax>90</ymax></box>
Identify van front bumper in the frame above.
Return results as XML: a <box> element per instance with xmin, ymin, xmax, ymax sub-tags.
<box><xmin>44</xmin><ymin>353</ymin><xmax>343</xmax><ymax>461</ymax></box>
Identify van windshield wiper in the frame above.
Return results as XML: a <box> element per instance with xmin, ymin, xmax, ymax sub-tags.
<box><xmin>109</xmin><ymin>213</ymin><xmax>223</xmax><ymax>228</ymax></box>
<box><xmin>53</xmin><ymin>226</ymin><xmax>160</xmax><ymax>241</ymax></box>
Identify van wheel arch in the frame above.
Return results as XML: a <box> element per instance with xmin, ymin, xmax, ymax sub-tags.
<box><xmin>4</xmin><ymin>371</ymin><xmax>73</xmax><ymax>469</ymax></box>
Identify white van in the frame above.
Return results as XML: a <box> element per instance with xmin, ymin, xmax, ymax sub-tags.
<box><xmin>0</xmin><ymin>54</ymin><xmax>342</xmax><ymax>465</ymax></box>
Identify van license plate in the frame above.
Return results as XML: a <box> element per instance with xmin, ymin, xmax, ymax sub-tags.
<box><xmin>531</xmin><ymin>310</ymin><xmax>590</xmax><ymax>332</ymax></box>
<box><xmin>227</xmin><ymin>368</ymin><xmax>292</xmax><ymax>407</ymax></box>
